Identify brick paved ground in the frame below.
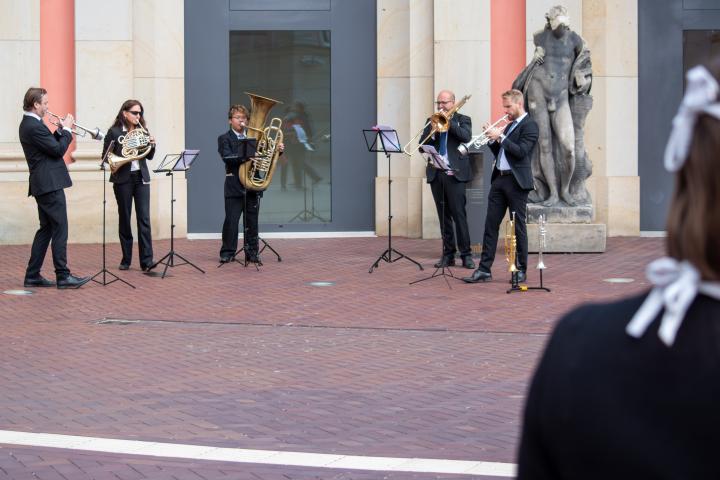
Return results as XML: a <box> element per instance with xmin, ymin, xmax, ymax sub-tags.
<box><xmin>0</xmin><ymin>237</ymin><xmax>663</xmax><ymax>479</ymax></box>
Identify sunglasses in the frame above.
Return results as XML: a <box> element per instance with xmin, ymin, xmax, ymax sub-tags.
<box><xmin>127</xmin><ymin>110</ymin><xmax>143</xmax><ymax>116</ymax></box>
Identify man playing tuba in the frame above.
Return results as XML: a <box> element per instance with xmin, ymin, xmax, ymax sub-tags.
<box><xmin>218</xmin><ymin>103</ymin><xmax>284</xmax><ymax>265</ymax></box>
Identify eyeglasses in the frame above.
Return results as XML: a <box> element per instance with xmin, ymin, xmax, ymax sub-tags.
<box><xmin>127</xmin><ymin>110</ymin><xmax>143</xmax><ymax>116</ymax></box>
<box><xmin>434</xmin><ymin>100</ymin><xmax>452</xmax><ymax>106</ymax></box>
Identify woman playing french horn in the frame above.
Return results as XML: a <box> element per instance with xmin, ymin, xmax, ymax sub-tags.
<box><xmin>102</xmin><ymin>99</ymin><xmax>156</xmax><ymax>272</ymax></box>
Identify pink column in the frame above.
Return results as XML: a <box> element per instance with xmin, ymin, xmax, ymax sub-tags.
<box><xmin>490</xmin><ymin>0</ymin><xmax>526</xmax><ymax>121</ymax></box>
<box><xmin>40</xmin><ymin>0</ymin><xmax>76</xmax><ymax>163</ymax></box>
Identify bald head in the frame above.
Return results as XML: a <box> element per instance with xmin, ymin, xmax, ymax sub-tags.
<box><xmin>436</xmin><ymin>90</ymin><xmax>456</xmax><ymax>112</ymax></box>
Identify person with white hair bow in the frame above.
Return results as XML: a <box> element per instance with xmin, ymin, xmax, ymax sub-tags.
<box><xmin>516</xmin><ymin>59</ymin><xmax>720</xmax><ymax>479</ymax></box>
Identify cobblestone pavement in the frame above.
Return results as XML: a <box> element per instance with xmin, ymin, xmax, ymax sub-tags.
<box><xmin>0</xmin><ymin>237</ymin><xmax>663</xmax><ymax>479</ymax></box>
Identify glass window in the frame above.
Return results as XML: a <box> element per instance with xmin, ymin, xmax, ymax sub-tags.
<box><xmin>230</xmin><ymin>31</ymin><xmax>331</xmax><ymax>224</ymax></box>
<box><xmin>683</xmin><ymin>30</ymin><xmax>720</xmax><ymax>87</ymax></box>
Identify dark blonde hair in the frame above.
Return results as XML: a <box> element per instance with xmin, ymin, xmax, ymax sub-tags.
<box><xmin>666</xmin><ymin>59</ymin><xmax>720</xmax><ymax>280</ymax></box>
<box><xmin>23</xmin><ymin>87</ymin><xmax>47</xmax><ymax>111</ymax></box>
<box><xmin>502</xmin><ymin>89</ymin><xmax>524</xmax><ymax>104</ymax></box>
<box><xmin>228</xmin><ymin>104</ymin><xmax>250</xmax><ymax>120</ymax></box>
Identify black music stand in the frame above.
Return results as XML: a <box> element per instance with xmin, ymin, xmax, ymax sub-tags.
<box><xmin>90</xmin><ymin>140</ymin><xmax>135</xmax><ymax>289</ymax></box>
<box><xmin>363</xmin><ymin>126</ymin><xmax>423</xmax><ymax>273</ymax></box>
<box><xmin>151</xmin><ymin>150</ymin><xmax>205</xmax><ymax>278</ymax></box>
<box><xmin>410</xmin><ymin>145</ymin><xmax>457</xmax><ymax>289</ymax></box>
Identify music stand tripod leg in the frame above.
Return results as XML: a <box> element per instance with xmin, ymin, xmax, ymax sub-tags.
<box><xmin>90</xmin><ymin>157</ymin><xmax>135</xmax><ymax>289</ymax></box>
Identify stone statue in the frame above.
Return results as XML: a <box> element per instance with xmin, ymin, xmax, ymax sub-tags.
<box><xmin>513</xmin><ymin>5</ymin><xmax>593</xmax><ymax>207</ymax></box>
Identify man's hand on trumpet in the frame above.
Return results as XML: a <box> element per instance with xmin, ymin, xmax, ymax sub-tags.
<box><xmin>59</xmin><ymin>113</ymin><xmax>74</xmax><ymax>130</ymax></box>
<box><xmin>485</xmin><ymin>125</ymin><xmax>504</xmax><ymax>142</ymax></box>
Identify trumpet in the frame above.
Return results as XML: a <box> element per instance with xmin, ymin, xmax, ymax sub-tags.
<box><xmin>47</xmin><ymin>111</ymin><xmax>105</xmax><ymax>141</ymax></box>
<box><xmin>457</xmin><ymin>114</ymin><xmax>509</xmax><ymax>155</ymax></box>
<box><xmin>402</xmin><ymin>94</ymin><xmax>471</xmax><ymax>156</ymax></box>
<box><xmin>537</xmin><ymin>214</ymin><xmax>547</xmax><ymax>270</ymax></box>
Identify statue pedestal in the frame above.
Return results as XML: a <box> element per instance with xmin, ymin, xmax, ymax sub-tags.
<box><xmin>527</xmin><ymin>204</ymin><xmax>606</xmax><ymax>253</ymax></box>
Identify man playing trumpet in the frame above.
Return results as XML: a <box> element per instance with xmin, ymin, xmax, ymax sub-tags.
<box><xmin>19</xmin><ymin>87</ymin><xmax>90</xmax><ymax>289</ymax></box>
<box><xmin>463</xmin><ymin>89</ymin><xmax>539</xmax><ymax>284</ymax></box>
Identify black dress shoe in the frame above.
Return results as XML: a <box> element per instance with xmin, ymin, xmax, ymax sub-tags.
<box><xmin>219</xmin><ymin>255</ymin><xmax>232</xmax><ymax>263</ymax></box>
<box><xmin>517</xmin><ymin>271</ymin><xmax>527</xmax><ymax>283</ymax></box>
<box><xmin>434</xmin><ymin>257</ymin><xmax>455</xmax><ymax>268</ymax></box>
<box><xmin>118</xmin><ymin>263</ymin><xmax>130</xmax><ymax>271</ymax></box>
<box><xmin>462</xmin><ymin>269</ymin><xmax>492</xmax><ymax>283</ymax></box>
<box><xmin>57</xmin><ymin>274</ymin><xmax>91</xmax><ymax>289</ymax></box>
<box><xmin>461</xmin><ymin>256</ymin><xmax>476</xmax><ymax>269</ymax></box>
<box><xmin>23</xmin><ymin>275</ymin><xmax>56</xmax><ymax>288</ymax></box>
<box><xmin>141</xmin><ymin>261</ymin><xmax>155</xmax><ymax>272</ymax></box>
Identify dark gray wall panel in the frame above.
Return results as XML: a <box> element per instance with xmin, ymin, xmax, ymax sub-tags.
<box><xmin>230</xmin><ymin>0</ymin><xmax>331</xmax><ymax>10</ymax></box>
<box><xmin>185</xmin><ymin>0</ymin><xmax>376</xmax><ymax>234</ymax></box>
<box><xmin>639</xmin><ymin>0</ymin><xmax>720</xmax><ymax>230</ymax></box>
<box><xmin>185</xmin><ymin>0</ymin><xmax>231</xmax><ymax>235</ymax></box>
<box><xmin>639</xmin><ymin>0</ymin><xmax>684</xmax><ymax>231</ymax></box>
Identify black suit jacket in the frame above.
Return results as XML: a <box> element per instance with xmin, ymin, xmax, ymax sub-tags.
<box><xmin>218</xmin><ymin>130</ymin><xmax>259</xmax><ymax>198</ymax></box>
<box><xmin>102</xmin><ymin>126</ymin><xmax>155</xmax><ymax>184</ymax></box>
<box><xmin>19</xmin><ymin>115</ymin><xmax>73</xmax><ymax>197</ymax></box>
<box><xmin>488</xmin><ymin>115</ymin><xmax>538</xmax><ymax>191</ymax></box>
<box><xmin>421</xmin><ymin>112</ymin><xmax>473</xmax><ymax>183</ymax></box>
<box><xmin>518</xmin><ymin>292</ymin><xmax>720</xmax><ymax>479</ymax></box>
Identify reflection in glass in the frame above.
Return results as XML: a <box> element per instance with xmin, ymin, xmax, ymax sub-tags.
<box><xmin>683</xmin><ymin>30</ymin><xmax>720</xmax><ymax>88</ymax></box>
<box><xmin>230</xmin><ymin>31</ymin><xmax>331</xmax><ymax>224</ymax></box>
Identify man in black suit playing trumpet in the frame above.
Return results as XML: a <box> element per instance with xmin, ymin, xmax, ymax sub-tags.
<box><xmin>464</xmin><ymin>89</ymin><xmax>539</xmax><ymax>284</ymax></box>
<box><xmin>19</xmin><ymin>87</ymin><xmax>90</xmax><ymax>289</ymax></box>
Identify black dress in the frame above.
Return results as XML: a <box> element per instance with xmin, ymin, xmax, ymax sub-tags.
<box><xmin>517</xmin><ymin>292</ymin><xmax>720</xmax><ymax>479</ymax></box>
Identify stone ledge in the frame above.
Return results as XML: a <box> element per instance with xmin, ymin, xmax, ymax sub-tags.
<box><xmin>528</xmin><ymin>223</ymin><xmax>607</xmax><ymax>253</ymax></box>
<box><xmin>528</xmin><ymin>204</ymin><xmax>593</xmax><ymax>224</ymax></box>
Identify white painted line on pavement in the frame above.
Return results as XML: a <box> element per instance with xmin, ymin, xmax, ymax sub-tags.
<box><xmin>0</xmin><ymin>429</ymin><xmax>516</xmax><ymax>477</ymax></box>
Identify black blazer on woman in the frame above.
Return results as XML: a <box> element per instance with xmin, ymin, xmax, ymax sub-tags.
<box><xmin>102</xmin><ymin>126</ymin><xmax>155</xmax><ymax>184</ymax></box>
<box><xmin>19</xmin><ymin>115</ymin><xmax>73</xmax><ymax>197</ymax></box>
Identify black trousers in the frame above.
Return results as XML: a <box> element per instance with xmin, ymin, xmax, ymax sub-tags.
<box><xmin>113</xmin><ymin>171</ymin><xmax>153</xmax><ymax>267</ymax></box>
<box><xmin>430</xmin><ymin>171</ymin><xmax>472</xmax><ymax>259</ymax></box>
<box><xmin>479</xmin><ymin>173</ymin><xmax>529</xmax><ymax>273</ymax></box>
<box><xmin>220</xmin><ymin>190</ymin><xmax>260</xmax><ymax>257</ymax></box>
<box><xmin>26</xmin><ymin>189</ymin><xmax>70</xmax><ymax>278</ymax></box>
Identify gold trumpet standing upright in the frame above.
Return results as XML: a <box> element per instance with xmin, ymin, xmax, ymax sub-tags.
<box><xmin>239</xmin><ymin>92</ymin><xmax>284</xmax><ymax>191</ymax></box>
<box><xmin>402</xmin><ymin>94</ymin><xmax>471</xmax><ymax>156</ymax></box>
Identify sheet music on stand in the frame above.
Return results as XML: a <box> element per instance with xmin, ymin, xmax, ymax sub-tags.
<box><xmin>364</xmin><ymin>125</ymin><xmax>402</xmax><ymax>153</ymax></box>
<box><xmin>154</xmin><ymin>149</ymin><xmax>200</xmax><ymax>173</ymax></box>
<box><xmin>419</xmin><ymin>145</ymin><xmax>448</xmax><ymax>171</ymax></box>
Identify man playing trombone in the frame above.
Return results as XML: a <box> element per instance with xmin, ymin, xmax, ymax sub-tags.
<box><xmin>463</xmin><ymin>89</ymin><xmax>539</xmax><ymax>284</ymax></box>
<box><xmin>421</xmin><ymin>90</ymin><xmax>475</xmax><ymax>269</ymax></box>
<box><xmin>19</xmin><ymin>87</ymin><xmax>90</xmax><ymax>289</ymax></box>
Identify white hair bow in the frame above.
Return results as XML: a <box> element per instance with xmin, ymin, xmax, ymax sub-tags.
<box><xmin>626</xmin><ymin>257</ymin><xmax>720</xmax><ymax>346</ymax></box>
<box><xmin>663</xmin><ymin>65</ymin><xmax>720</xmax><ymax>172</ymax></box>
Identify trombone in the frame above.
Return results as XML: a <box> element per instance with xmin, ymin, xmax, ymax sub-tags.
<box><xmin>402</xmin><ymin>94</ymin><xmax>471</xmax><ymax>156</ymax></box>
<box><xmin>457</xmin><ymin>114</ymin><xmax>510</xmax><ymax>155</ymax></box>
<box><xmin>48</xmin><ymin>111</ymin><xmax>105</xmax><ymax>141</ymax></box>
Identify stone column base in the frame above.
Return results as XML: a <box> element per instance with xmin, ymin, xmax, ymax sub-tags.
<box><xmin>528</xmin><ymin>223</ymin><xmax>607</xmax><ymax>253</ymax></box>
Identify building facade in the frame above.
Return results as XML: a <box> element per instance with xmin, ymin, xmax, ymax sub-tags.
<box><xmin>1</xmin><ymin>0</ymin><xmax>718</xmax><ymax>246</ymax></box>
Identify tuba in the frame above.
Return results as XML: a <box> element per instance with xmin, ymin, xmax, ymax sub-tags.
<box><xmin>239</xmin><ymin>92</ymin><xmax>284</xmax><ymax>191</ymax></box>
<box><xmin>107</xmin><ymin>125</ymin><xmax>153</xmax><ymax>173</ymax></box>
